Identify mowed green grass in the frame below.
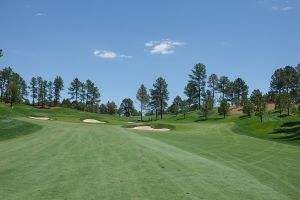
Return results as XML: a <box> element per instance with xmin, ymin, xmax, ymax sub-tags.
<box><xmin>0</xmin><ymin>105</ymin><xmax>300</xmax><ymax>199</ymax></box>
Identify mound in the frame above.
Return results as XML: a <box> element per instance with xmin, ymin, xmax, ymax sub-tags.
<box><xmin>129</xmin><ymin>126</ymin><xmax>170</xmax><ymax>132</ymax></box>
<box><xmin>28</xmin><ymin>116</ymin><xmax>49</xmax><ymax>120</ymax></box>
<box><xmin>82</xmin><ymin>119</ymin><xmax>106</xmax><ymax>124</ymax></box>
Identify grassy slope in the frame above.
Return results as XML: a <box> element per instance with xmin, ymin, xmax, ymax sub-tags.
<box><xmin>0</xmin><ymin>104</ymin><xmax>300</xmax><ymax>199</ymax></box>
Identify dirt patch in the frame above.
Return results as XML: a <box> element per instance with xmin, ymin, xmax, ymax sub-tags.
<box><xmin>82</xmin><ymin>119</ymin><xmax>106</xmax><ymax>124</ymax></box>
<box><xmin>29</xmin><ymin>116</ymin><xmax>49</xmax><ymax>120</ymax></box>
<box><xmin>266</xmin><ymin>103</ymin><xmax>276</xmax><ymax>111</ymax></box>
<box><xmin>129</xmin><ymin>126</ymin><xmax>170</xmax><ymax>132</ymax></box>
<box><xmin>230</xmin><ymin>106</ymin><xmax>243</xmax><ymax>114</ymax></box>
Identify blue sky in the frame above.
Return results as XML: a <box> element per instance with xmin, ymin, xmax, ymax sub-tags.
<box><xmin>1</xmin><ymin>0</ymin><xmax>299</xmax><ymax>106</ymax></box>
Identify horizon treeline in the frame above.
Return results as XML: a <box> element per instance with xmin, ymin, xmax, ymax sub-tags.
<box><xmin>1</xmin><ymin>49</ymin><xmax>300</xmax><ymax>122</ymax></box>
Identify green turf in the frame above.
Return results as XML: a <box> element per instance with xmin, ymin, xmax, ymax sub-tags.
<box><xmin>0</xmin><ymin>104</ymin><xmax>300</xmax><ymax>199</ymax></box>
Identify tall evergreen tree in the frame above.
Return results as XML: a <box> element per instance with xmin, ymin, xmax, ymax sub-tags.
<box><xmin>136</xmin><ymin>84</ymin><xmax>150</xmax><ymax>121</ymax></box>
<box><xmin>217</xmin><ymin>76</ymin><xmax>230</xmax><ymax>99</ymax></box>
<box><xmin>184</xmin><ymin>81</ymin><xmax>197</xmax><ymax>109</ymax></box>
<box><xmin>149</xmin><ymin>88</ymin><xmax>160</xmax><ymax>120</ymax></box>
<box><xmin>43</xmin><ymin>80</ymin><xmax>48</xmax><ymax>106</ymax></box>
<box><xmin>218</xmin><ymin>98</ymin><xmax>230</xmax><ymax>118</ymax></box>
<box><xmin>90</xmin><ymin>85</ymin><xmax>101</xmax><ymax>112</ymax></box>
<box><xmin>79</xmin><ymin>82</ymin><xmax>86</xmax><ymax>110</ymax></box>
<box><xmin>233</xmin><ymin>78</ymin><xmax>248</xmax><ymax>106</ymax></box>
<box><xmin>53</xmin><ymin>76</ymin><xmax>64</xmax><ymax>105</ymax></box>
<box><xmin>188</xmin><ymin>63</ymin><xmax>206</xmax><ymax>108</ymax></box>
<box><xmin>208</xmin><ymin>73</ymin><xmax>218</xmax><ymax>102</ymax></box>
<box><xmin>85</xmin><ymin>80</ymin><xmax>94</xmax><ymax>110</ymax></box>
<box><xmin>150</xmin><ymin>77</ymin><xmax>169</xmax><ymax>119</ymax></box>
<box><xmin>7</xmin><ymin>82</ymin><xmax>19</xmax><ymax>107</ymax></box>
<box><xmin>201</xmin><ymin>90</ymin><xmax>214</xmax><ymax>120</ymax></box>
<box><xmin>106</xmin><ymin>101</ymin><xmax>117</xmax><ymax>115</ymax></box>
<box><xmin>225</xmin><ymin>82</ymin><xmax>235</xmax><ymax>106</ymax></box>
<box><xmin>169</xmin><ymin>96</ymin><xmax>183</xmax><ymax>116</ymax></box>
<box><xmin>283</xmin><ymin>66</ymin><xmax>299</xmax><ymax>115</ymax></box>
<box><xmin>242</xmin><ymin>97</ymin><xmax>254</xmax><ymax>117</ymax></box>
<box><xmin>68</xmin><ymin>78</ymin><xmax>81</xmax><ymax>109</ymax></box>
<box><xmin>250</xmin><ymin>89</ymin><xmax>266</xmax><ymax>122</ymax></box>
<box><xmin>270</xmin><ymin>68</ymin><xmax>285</xmax><ymax>115</ymax></box>
<box><xmin>47</xmin><ymin>81</ymin><xmax>53</xmax><ymax>106</ymax></box>
<box><xmin>0</xmin><ymin>67</ymin><xmax>12</xmax><ymax>102</ymax></box>
<box><xmin>120</xmin><ymin>98</ymin><xmax>136</xmax><ymax>117</ymax></box>
<box><xmin>36</xmin><ymin>76</ymin><xmax>43</xmax><ymax>106</ymax></box>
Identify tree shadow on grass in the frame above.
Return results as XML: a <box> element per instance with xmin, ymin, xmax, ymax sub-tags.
<box><xmin>239</xmin><ymin>115</ymin><xmax>251</xmax><ymax>120</ymax></box>
<box><xmin>273</xmin><ymin>121</ymin><xmax>300</xmax><ymax>141</ymax></box>
<box><xmin>194</xmin><ymin>118</ymin><xmax>207</xmax><ymax>122</ymax></box>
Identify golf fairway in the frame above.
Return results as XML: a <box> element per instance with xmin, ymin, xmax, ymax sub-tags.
<box><xmin>0</xmin><ymin>118</ymin><xmax>299</xmax><ymax>200</ymax></box>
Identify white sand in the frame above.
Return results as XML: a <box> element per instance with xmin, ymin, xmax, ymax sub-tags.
<box><xmin>29</xmin><ymin>116</ymin><xmax>49</xmax><ymax>120</ymax></box>
<box><xmin>82</xmin><ymin>119</ymin><xmax>106</xmax><ymax>124</ymax></box>
<box><xmin>129</xmin><ymin>126</ymin><xmax>170</xmax><ymax>132</ymax></box>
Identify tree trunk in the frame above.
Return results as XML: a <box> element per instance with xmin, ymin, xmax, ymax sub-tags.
<box><xmin>279</xmin><ymin>90</ymin><xmax>282</xmax><ymax>115</ymax></box>
<box><xmin>75</xmin><ymin>92</ymin><xmax>78</xmax><ymax>109</ymax></box>
<box><xmin>160</xmin><ymin>99</ymin><xmax>163</xmax><ymax>120</ymax></box>
<box><xmin>198</xmin><ymin>90</ymin><xmax>201</xmax><ymax>109</ymax></box>
<box><xmin>212</xmin><ymin>83</ymin><xmax>215</xmax><ymax>103</ymax></box>
<box><xmin>140</xmin><ymin>104</ymin><xmax>143</xmax><ymax>121</ymax></box>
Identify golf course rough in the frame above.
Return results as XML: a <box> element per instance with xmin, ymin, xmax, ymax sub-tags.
<box><xmin>0</xmin><ymin>117</ymin><xmax>299</xmax><ymax>199</ymax></box>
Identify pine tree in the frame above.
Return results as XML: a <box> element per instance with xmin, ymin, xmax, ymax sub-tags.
<box><xmin>53</xmin><ymin>76</ymin><xmax>64</xmax><ymax>105</ymax></box>
<box><xmin>217</xmin><ymin>76</ymin><xmax>230</xmax><ymax>99</ymax></box>
<box><xmin>208</xmin><ymin>73</ymin><xmax>218</xmax><ymax>103</ymax></box>
<box><xmin>250</xmin><ymin>89</ymin><xmax>266</xmax><ymax>122</ymax></box>
<box><xmin>188</xmin><ymin>63</ymin><xmax>206</xmax><ymax>109</ymax></box>
<box><xmin>184</xmin><ymin>82</ymin><xmax>197</xmax><ymax>110</ymax></box>
<box><xmin>68</xmin><ymin>78</ymin><xmax>81</xmax><ymax>109</ymax></box>
<box><xmin>201</xmin><ymin>90</ymin><xmax>214</xmax><ymax>120</ymax></box>
<box><xmin>136</xmin><ymin>84</ymin><xmax>150</xmax><ymax>121</ymax></box>
<box><xmin>218</xmin><ymin>98</ymin><xmax>230</xmax><ymax>118</ymax></box>
<box><xmin>150</xmin><ymin>77</ymin><xmax>169</xmax><ymax>119</ymax></box>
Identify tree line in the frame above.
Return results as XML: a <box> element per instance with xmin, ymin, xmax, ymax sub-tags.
<box><xmin>1</xmin><ymin>49</ymin><xmax>300</xmax><ymax>122</ymax></box>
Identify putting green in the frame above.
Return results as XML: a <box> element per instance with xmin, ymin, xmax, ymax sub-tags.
<box><xmin>0</xmin><ymin>118</ymin><xmax>299</xmax><ymax>199</ymax></box>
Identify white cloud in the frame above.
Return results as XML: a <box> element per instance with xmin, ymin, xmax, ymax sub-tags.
<box><xmin>259</xmin><ymin>0</ymin><xmax>294</xmax><ymax>11</ymax></box>
<box><xmin>35</xmin><ymin>13</ymin><xmax>47</xmax><ymax>17</ymax></box>
<box><xmin>145</xmin><ymin>39</ymin><xmax>185</xmax><ymax>55</ymax></box>
<box><xmin>93</xmin><ymin>49</ymin><xmax>132</xmax><ymax>59</ymax></box>
<box><xmin>272</xmin><ymin>5</ymin><xmax>292</xmax><ymax>11</ymax></box>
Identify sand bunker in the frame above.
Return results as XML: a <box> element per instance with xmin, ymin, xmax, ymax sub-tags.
<box><xmin>129</xmin><ymin>126</ymin><xmax>170</xmax><ymax>132</ymax></box>
<box><xmin>29</xmin><ymin>116</ymin><xmax>49</xmax><ymax>120</ymax></box>
<box><xmin>127</xmin><ymin>122</ymin><xmax>143</xmax><ymax>124</ymax></box>
<box><xmin>82</xmin><ymin>119</ymin><xmax>106</xmax><ymax>124</ymax></box>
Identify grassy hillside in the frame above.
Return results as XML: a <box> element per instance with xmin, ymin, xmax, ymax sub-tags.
<box><xmin>0</xmin><ymin>103</ymin><xmax>300</xmax><ymax>199</ymax></box>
